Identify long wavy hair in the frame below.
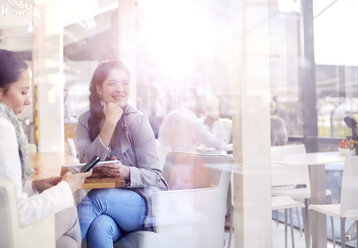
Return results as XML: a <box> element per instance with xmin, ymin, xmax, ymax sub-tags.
<box><xmin>88</xmin><ymin>60</ymin><xmax>130</xmax><ymax>141</ymax></box>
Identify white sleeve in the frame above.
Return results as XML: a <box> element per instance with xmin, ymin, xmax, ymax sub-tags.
<box><xmin>18</xmin><ymin>181</ymin><xmax>74</xmax><ymax>226</ymax></box>
<box><xmin>23</xmin><ymin>180</ymin><xmax>35</xmax><ymax>195</ymax></box>
<box><xmin>191</xmin><ymin>116</ymin><xmax>224</xmax><ymax>149</ymax></box>
<box><xmin>0</xmin><ymin>118</ymin><xmax>74</xmax><ymax>226</ymax></box>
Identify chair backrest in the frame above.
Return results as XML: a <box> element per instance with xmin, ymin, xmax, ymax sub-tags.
<box><xmin>67</xmin><ymin>138</ymin><xmax>77</xmax><ymax>158</ymax></box>
<box><xmin>0</xmin><ymin>179</ymin><xmax>17</xmax><ymax>248</ymax></box>
<box><xmin>156</xmin><ymin>139</ymin><xmax>170</xmax><ymax>171</ymax></box>
<box><xmin>114</xmin><ymin>152</ymin><xmax>233</xmax><ymax>248</ymax></box>
<box><xmin>65</xmin><ymin>123</ymin><xmax>78</xmax><ymax>156</ymax></box>
<box><xmin>162</xmin><ymin>152</ymin><xmax>232</xmax><ymax>190</ymax></box>
<box><xmin>218</xmin><ymin>118</ymin><xmax>232</xmax><ymax>144</ymax></box>
<box><xmin>340</xmin><ymin>155</ymin><xmax>358</xmax><ymax>217</ymax></box>
<box><xmin>271</xmin><ymin>144</ymin><xmax>310</xmax><ymax>188</ymax></box>
<box><xmin>157</xmin><ymin>152</ymin><xmax>233</xmax><ymax>248</ymax></box>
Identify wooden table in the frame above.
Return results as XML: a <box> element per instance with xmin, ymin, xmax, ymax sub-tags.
<box><xmin>81</xmin><ymin>175</ymin><xmax>125</xmax><ymax>189</ymax></box>
<box><xmin>29</xmin><ymin>152</ymin><xmax>125</xmax><ymax>188</ymax></box>
<box><xmin>272</xmin><ymin>151</ymin><xmax>346</xmax><ymax>248</ymax></box>
<box><xmin>29</xmin><ymin>152</ymin><xmax>79</xmax><ymax>180</ymax></box>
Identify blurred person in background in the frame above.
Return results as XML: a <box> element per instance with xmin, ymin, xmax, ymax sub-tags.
<box><xmin>270</xmin><ymin>99</ymin><xmax>288</xmax><ymax>146</ymax></box>
<box><xmin>76</xmin><ymin>60</ymin><xmax>168</xmax><ymax>248</ymax></box>
<box><xmin>0</xmin><ymin>49</ymin><xmax>92</xmax><ymax>248</ymax></box>
<box><xmin>200</xmin><ymin>93</ymin><xmax>232</xmax><ymax>146</ymax></box>
<box><xmin>157</xmin><ymin>88</ymin><xmax>225</xmax><ymax>190</ymax></box>
<box><xmin>158</xmin><ymin>88</ymin><xmax>224</xmax><ymax>154</ymax></box>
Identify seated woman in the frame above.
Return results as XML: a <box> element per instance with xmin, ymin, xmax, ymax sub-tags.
<box><xmin>158</xmin><ymin>88</ymin><xmax>224</xmax><ymax>154</ymax></box>
<box><xmin>76</xmin><ymin>60</ymin><xmax>168</xmax><ymax>248</ymax></box>
<box><xmin>0</xmin><ymin>49</ymin><xmax>92</xmax><ymax>248</ymax></box>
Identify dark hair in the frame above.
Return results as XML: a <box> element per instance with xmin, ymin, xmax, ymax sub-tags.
<box><xmin>0</xmin><ymin>49</ymin><xmax>28</xmax><ymax>94</ymax></box>
<box><xmin>88</xmin><ymin>60</ymin><xmax>130</xmax><ymax>141</ymax></box>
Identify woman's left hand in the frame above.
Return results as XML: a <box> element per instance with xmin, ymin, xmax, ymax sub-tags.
<box><xmin>96</xmin><ymin>158</ymin><xmax>130</xmax><ymax>180</ymax></box>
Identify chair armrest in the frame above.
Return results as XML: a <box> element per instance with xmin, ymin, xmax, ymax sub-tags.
<box><xmin>0</xmin><ymin>179</ymin><xmax>56</xmax><ymax>248</ymax></box>
<box><xmin>19</xmin><ymin>215</ymin><xmax>56</xmax><ymax>248</ymax></box>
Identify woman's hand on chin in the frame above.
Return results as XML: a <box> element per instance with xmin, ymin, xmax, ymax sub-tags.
<box><xmin>103</xmin><ymin>102</ymin><xmax>123</xmax><ymax>125</ymax></box>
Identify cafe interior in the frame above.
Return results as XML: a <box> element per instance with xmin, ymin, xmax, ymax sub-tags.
<box><xmin>1</xmin><ymin>0</ymin><xmax>358</xmax><ymax>247</ymax></box>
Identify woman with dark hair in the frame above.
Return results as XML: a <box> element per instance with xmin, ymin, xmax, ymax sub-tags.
<box><xmin>0</xmin><ymin>49</ymin><xmax>92</xmax><ymax>248</ymax></box>
<box><xmin>76</xmin><ymin>60</ymin><xmax>168</xmax><ymax>247</ymax></box>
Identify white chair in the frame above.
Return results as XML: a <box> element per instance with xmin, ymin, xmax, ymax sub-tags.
<box><xmin>309</xmin><ymin>155</ymin><xmax>358</xmax><ymax>248</ymax></box>
<box><xmin>218</xmin><ymin>118</ymin><xmax>232</xmax><ymax>145</ymax></box>
<box><xmin>67</xmin><ymin>138</ymin><xmax>77</xmax><ymax>158</ymax></box>
<box><xmin>271</xmin><ymin>144</ymin><xmax>334</xmax><ymax>248</ymax></box>
<box><xmin>0</xmin><ymin>179</ymin><xmax>56</xmax><ymax>248</ymax></box>
<box><xmin>272</xmin><ymin>195</ymin><xmax>306</xmax><ymax>248</ymax></box>
<box><xmin>114</xmin><ymin>152</ymin><xmax>233</xmax><ymax>248</ymax></box>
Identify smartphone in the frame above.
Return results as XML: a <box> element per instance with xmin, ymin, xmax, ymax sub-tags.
<box><xmin>80</xmin><ymin>155</ymin><xmax>100</xmax><ymax>173</ymax></box>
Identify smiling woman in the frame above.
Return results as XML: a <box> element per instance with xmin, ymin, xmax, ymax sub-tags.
<box><xmin>87</xmin><ymin>61</ymin><xmax>130</xmax><ymax>144</ymax></box>
<box><xmin>76</xmin><ymin>60</ymin><xmax>168</xmax><ymax>247</ymax></box>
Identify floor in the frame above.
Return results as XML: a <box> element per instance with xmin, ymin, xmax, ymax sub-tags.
<box><xmin>271</xmin><ymin>220</ymin><xmax>340</xmax><ymax>248</ymax></box>
<box><xmin>224</xmin><ymin>221</ymin><xmax>341</xmax><ymax>248</ymax></box>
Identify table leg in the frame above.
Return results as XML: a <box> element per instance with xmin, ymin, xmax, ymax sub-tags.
<box><xmin>310</xmin><ymin>164</ymin><xmax>327</xmax><ymax>248</ymax></box>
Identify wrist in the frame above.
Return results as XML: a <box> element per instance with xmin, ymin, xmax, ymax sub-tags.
<box><xmin>104</xmin><ymin>118</ymin><xmax>118</xmax><ymax>128</ymax></box>
<box><xmin>31</xmin><ymin>181</ymin><xmax>39</xmax><ymax>193</ymax></box>
<box><xmin>100</xmin><ymin>120</ymin><xmax>117</xmax><ymax>147</ymax></box>
<box><xmin>121</xmin><ymin>166</ymin><xmax>130</xmax><ymax>180</ymax></box>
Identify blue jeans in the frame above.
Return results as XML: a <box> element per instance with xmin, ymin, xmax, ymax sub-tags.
<box><xmin>78</xmin><ymin>188</ymin><xmax>147</xmax><ymax>248</ymax></box>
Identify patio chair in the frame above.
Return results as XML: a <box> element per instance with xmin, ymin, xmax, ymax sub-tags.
<box><xmin>309</xmin><ymin>155</ymin><xmax>358</xmax><ymax>248</ymax></box>
<box><xmin>114</xmin><ymin>152</ymin><xmax>233</xmax><ymax>248</ymax></box>
<box><xmin>272</xmin><ymin>195</ymin><xmax>306</xmax><ymax>248</ymax></box>
<box><xmin>271</xmin><ymin>144</ymin><xmax>335</xmax><ymax>248</ymax></box>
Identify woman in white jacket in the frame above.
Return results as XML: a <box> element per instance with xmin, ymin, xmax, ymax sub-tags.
<box><xmin>0</xmin><ymin>49</ymin><xmax>92</xmax><ymax>248</ymax></box>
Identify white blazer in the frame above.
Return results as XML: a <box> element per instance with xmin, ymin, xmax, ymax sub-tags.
<box><xmin>0</xmin><ymin>117</ymin><xmax>74</xmax><ymax>226</ymax></box>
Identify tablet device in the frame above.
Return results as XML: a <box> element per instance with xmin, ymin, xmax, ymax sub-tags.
<box><xmin>80</xmin><ymin>155</ymin><xmax>100</xmax><ymax>173</ymax></box>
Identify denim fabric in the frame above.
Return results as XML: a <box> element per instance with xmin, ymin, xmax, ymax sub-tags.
<box><xmin>78</xmin><ymin>188</ymin><xmax>147</xmax><ymax>248</ymax></box>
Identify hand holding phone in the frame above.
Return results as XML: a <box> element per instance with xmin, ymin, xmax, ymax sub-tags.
<box><xmin>80</xmin><ymin>156</ymin><xmax>100</xmax><ymax>173</ymax></box>
<box><xmin>62</xmin><ymin>170</ymin><xmax>92</xmax><ymax>192</ymax></box>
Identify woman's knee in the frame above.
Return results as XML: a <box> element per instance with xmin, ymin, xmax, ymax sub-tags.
<box><xmin>87</xmin><ymin>214</ymin><xmax>121</xmax><ymax>241</ymax></box>
<box><xmin>78</xmin><ymin>189</ymin><xmax>110</xmax><ymax>214</ymax></box>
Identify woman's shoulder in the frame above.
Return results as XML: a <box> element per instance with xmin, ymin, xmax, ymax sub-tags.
<box><xmin>0</xmin><ymin>117</ymin><xmax>16</xmax><ymax>132</ymax></box>
<box><xmin>78</xmin><ymin>110</ymin><xmax>91</xmax><ymax>124</ymax></box>
<box><xmin>0</xmin><ymin>118</ymin><xmax>16</xmax><ymax>141</ymax></box>
<box><xmin>124</xmin><ymin>105</ymin><xmax>148</xmax><ymax>125</ymax></box>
